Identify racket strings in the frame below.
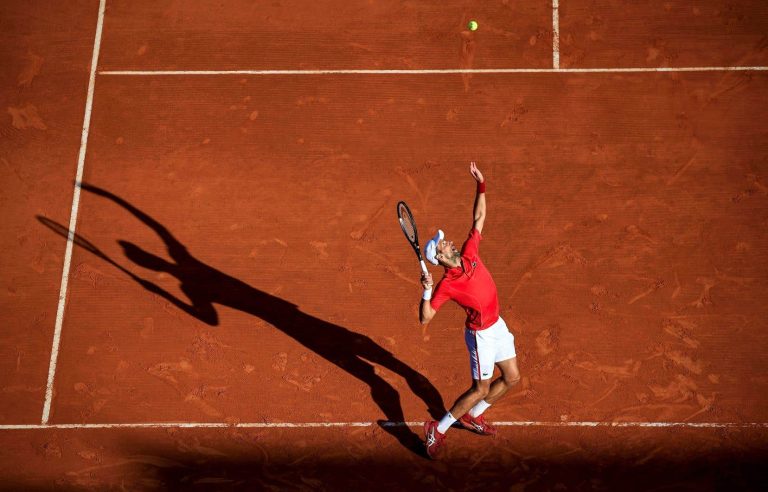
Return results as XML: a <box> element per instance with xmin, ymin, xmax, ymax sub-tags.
<box><xmin>398</xmin><ymin>207</ymin><xmax>417</xmax><ymax>242</ymax></box>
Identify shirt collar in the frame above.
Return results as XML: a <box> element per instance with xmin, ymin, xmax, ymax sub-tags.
<box><xmin>444</xmin><ymin>257</ymin><xmax>468</xmax><ymax>279</ymax></box>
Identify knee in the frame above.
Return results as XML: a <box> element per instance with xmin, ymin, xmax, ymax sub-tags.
<box><xmin>503</xmin><ymin>373</ymin><xmax>521</xmax><ymax>388</ymax></box>
<box><xmin>474</xmin><ymin>382</ymin><xmax>491</xmax><ymax>399</ymax></box>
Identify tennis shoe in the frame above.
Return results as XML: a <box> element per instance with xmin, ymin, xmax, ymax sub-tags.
<box><xmin>459</xmin><ymin>413</ymin><xmax>497</xmax><ymax>436</ymax></box>
<box><xmin>423</xmin><ymin>420</ymin><xmax>447</xmax><ymax>459</ymax></box>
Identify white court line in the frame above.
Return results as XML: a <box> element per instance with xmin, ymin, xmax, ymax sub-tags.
<box><xmin>41</xmin><ymin>0</ymin><xmax>107</xmax><ymax>425</ymax></box>
<box><xmin>553</xmin><ymin>0</ymin><xmax>560</xmax><ymax>69</ymax></box>
<box><xmin>2</xmin><ymin>421</ymin><xmax>767</xmax><ymax>431</ymax></box>
<box><xmin>99</xmin><ymin>66</ymin><xmax>768</xmax><ymax>75</ymax></box>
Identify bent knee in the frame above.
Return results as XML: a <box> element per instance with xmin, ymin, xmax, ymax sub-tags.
<box><xmin>503</xmin><ymin>374</ymin><xmax>521</xmax><ymax>387</ymax></box>
<box><xmin>473</xmin><ymin>382</ymin><xmax>491</xmax><ymax>398</ymax></box>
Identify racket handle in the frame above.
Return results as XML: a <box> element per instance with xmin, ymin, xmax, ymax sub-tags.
<box><xmin>419</xmin><ymin>260</ymin><xmax>428</xmax><ymax>275</ymax></box>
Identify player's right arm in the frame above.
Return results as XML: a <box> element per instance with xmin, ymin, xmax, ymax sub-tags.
<box><xmin>420</xmin><ymin>272</ymin><xmax>437</xmax><ymax>324</ymax></box>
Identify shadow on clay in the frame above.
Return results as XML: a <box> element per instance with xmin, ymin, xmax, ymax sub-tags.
<box><xmin>37</xmin><ymin>182</ymin><xmax>447</xmax><ymax>458</ymax></box>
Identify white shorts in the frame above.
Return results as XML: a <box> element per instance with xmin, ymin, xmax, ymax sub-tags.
<box><xmin>465</xmin><ymin>317</ymin><xmax>516</xmax><ymax>381</ymax></box>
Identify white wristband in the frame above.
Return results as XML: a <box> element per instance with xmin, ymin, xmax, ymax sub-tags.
<box><xmin>422</xmin><ymin>289</ymin><xmax>432</xmax><ymax>301</ymax></box>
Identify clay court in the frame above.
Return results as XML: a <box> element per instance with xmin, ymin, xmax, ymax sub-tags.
<box><xmin>2</xmin><ymin>0</ymin><xmax>768</xmax><ymax>489</ymax></box>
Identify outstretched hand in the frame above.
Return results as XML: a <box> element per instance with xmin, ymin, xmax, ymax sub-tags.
<box><xmin>470</xmin><ymin>161</ymin><xmax>484</xmax><ymax>183</ymax></box>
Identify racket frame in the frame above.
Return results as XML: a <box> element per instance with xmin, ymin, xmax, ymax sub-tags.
<box><xmin>396</xmin><ymin>201</ymin><xmax>428</xmax><ymax>275</ymax></box>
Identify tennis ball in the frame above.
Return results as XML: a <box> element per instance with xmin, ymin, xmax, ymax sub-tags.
<box><xmin>468</xmin><ymin>20</ymin><xmax>478</xmax><ymax>31</ymax></box>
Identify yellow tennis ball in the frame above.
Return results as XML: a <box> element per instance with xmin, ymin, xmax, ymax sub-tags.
<box><xmin>468</xmin><ymin>20</ymin><xmax>478</xmax><ymax>31</ymax></box>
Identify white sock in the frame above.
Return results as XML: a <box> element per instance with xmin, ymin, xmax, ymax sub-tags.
<box><xmin>469</xmin><ymin>400</ymin><xmax>491</xmax><ymax>418</ymax></box>
<box><xmin>436</xmin><ymin>412</ymin><xmax>457</xmax><ymax>434</ymax></box>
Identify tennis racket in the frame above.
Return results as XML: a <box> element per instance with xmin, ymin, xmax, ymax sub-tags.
<box><xmin>396</xmin><ymin>201</ymin><xmax>428</xmax><ymax>275</ymax></box>
<box><xmin>37</xmin><ymin>215</ymin><xmax>131</xmax><ymax>276</ymax></box>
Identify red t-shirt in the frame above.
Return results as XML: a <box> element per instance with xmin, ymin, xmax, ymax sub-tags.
<box><xmin>430</xmin><ymin>228</ymin><xmax>500</xmax><ymax>330</ymax></box>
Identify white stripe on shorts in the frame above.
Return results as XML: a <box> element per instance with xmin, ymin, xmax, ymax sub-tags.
<box><xmin>471</xmin><ymin>331</ymin><xmax>480</xmax><ymax>380</ymax></box>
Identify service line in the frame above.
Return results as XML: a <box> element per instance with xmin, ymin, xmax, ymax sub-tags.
<box><xmin>41</xmin><ymin>0</ymin><xmax>107</xmax><ymax>425</ymax></box>
<box><xmin>3</xmin><ymin>421</ymin><xmax>767</xmax><ymax>431</ymax></box>
<box><xmin>99</xmin><ymin>66</ymin><xmax>768</xmax><ymax>76</ymax></box>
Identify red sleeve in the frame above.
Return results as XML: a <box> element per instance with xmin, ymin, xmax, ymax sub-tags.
<box><xmin>429</xmin><ymin>281</ymin><xmax>451</xmax><ymax>311</ymax></box>
<box><xmin>461</xmin><ymin>228</ymin><xmax>482</xmax><ymax>258</ymax></box>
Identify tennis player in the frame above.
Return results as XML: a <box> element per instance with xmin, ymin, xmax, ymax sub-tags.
<box><xmin>419</xmin><ymin>162</ymin><xmax>520</xmax><ymax>459</ymax></box>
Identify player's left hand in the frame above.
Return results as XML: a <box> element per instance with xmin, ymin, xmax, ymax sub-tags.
<box><xmin>470</xmin><ymin>161</ymin><xmax>484</xmax><ymax>183</ymax></box>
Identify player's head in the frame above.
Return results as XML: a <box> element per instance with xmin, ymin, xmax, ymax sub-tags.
<box><xmin>425</xmin><ymin>230</ymin><xmax>460</xmax><ymax>267</ymax></box>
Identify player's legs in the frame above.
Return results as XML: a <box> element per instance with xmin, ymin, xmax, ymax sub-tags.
<box><xmin>460</xmin><ymin>317</ymin><xmax>519</xmax><ymax>435</ymax></box>
<box><xmin>442</xmin><ymin>325</ymin><xmax>497</xmax><ymax>418</ymax></box>
<box><xmin>425</xmin><ymin>320</ymin><xmax>515</xmax><ymax>454</ymax></box>
<box><xmin>484</xmin><ymin>356</ymin><xmax>521</xmax><ymax>404</ymax></box>
<box><xmin>450</xmin><ymin>325</ymin><xmax>497</xmax><ymax>416</ymax></box>
<box><xmin>424</xmin><ymin>324</ymin><xmax>504</xmax><ymax>455</ymax></box>
<box><xmin>429</xmin><ymin>329</ymin><xmax>494</xmax><ymax>435</ymax></box>
<box><xmin>424</xmin><ymin>378</ymin><xmax>490</xmax><ymax>458</ymax></box>
<box><xmin>479</xmin><ymin>317</ymin><xmax>519</xmax><ymax>404</ymax></box>
<box><xmin>448</xmin><ymin>377</ymin><xmax>491</xmax><ymax>419</ymax></box>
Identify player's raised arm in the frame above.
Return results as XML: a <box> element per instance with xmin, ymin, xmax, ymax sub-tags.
<box><xmin>470</xmin><ymin>162</ymin><xmax>486</xmax><ymax>234</ymax></box>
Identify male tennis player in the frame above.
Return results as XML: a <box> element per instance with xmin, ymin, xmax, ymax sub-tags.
<box><xmin>419</xmin><ymin>162</ymin><xmax>520</xmax><ymax>459</ymax></box>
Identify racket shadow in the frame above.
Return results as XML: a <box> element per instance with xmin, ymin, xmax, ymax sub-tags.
<box><xmin>41</xmin><ymin>182</ymin><xmax>444</xmax><ymax>457</ymax></box>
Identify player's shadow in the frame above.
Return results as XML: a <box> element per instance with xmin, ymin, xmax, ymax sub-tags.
<box><xmin>38</xmin><ymin>182</ymin><xmax>444</xmax><ymax>457</ymax></box>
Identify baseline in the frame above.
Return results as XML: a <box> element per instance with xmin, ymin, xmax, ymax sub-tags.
<box><xmin>4</xmin><ymin>421</ymin><xmax>767</xmax><ymax>431</ymax></box>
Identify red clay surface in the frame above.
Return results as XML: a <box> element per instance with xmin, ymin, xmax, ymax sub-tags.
<box><xmin>49</xmin><ymin>72</ymin><xmax>768</xmax><ymax>425</ymax></box>
<box><xmin>0</xmin><ymin>0</ymin><xmax>98</xmax><ymax>423</ymax></box>
<box><xmin>2</xmin><ymin>0</ymin><xmax>768</xmax><ymax>489</ymax></box>
<box><xmin>560</xmin><ymin>0</ymin><xmax>768</xmax><ymax>68</ymax></box>
<box><xmin>98</xmin><ymin>0</ymin><xmax>553</xmax><ymax>71</ymax></box>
